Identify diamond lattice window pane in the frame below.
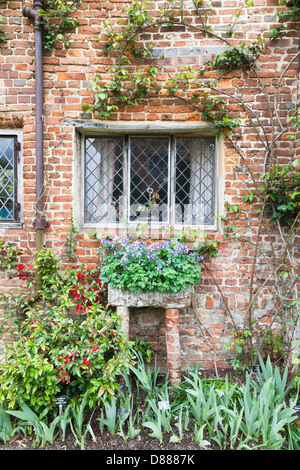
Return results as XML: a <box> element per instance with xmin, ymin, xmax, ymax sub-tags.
<box><xmin>0</xmin><ymin>137</ymin><xmax>15</xmax><ymax>220</ymax></box>
<box><xmin>129</xmin><ymin>137</ymin><xmax>169</xmax><ymax>224</ymax></box>
<box><xmin>84</xmin><ymin>137</ymin><xmax>124</xmax><ymax>223</ymax></box>
<box><xmin>175</xmin><ymin>138</ymin><xmax>215</xmax><ymax>226</ymax></box>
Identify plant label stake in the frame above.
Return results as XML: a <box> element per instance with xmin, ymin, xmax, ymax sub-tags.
<box><xmin>55</xmin><ymin>396</ymin><xmax>68</xmax><ymax>438</ymax></box>
<box><xmin>55</xmin><ymin>396</ymin><xmax>68</xmax><ymax>417</ymax></box>
<box><xmin>117</xmin><ymin>408</ymin><xmax>129</xmax><ymax>418</ymax></box>
<box><xmin>159</xmin><ymin>400</ymin><xmax>170</xmax><ymax>411</ymax></box>
<box><xmin>293</xmin><ymin>405</ymin><xmax>300</xmax><ymax>415</ymax></box>
<box><xmin>115</xmin><ymin>382</ymin><xmax>126</xmax><ymax>393</ymax></box>
<box><xmin>252</xmin><ymin>365</ymin><xmax>262</xmax><ymax>373</ymax></box>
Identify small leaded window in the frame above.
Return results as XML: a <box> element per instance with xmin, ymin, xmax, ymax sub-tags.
<box><xmin>84</xmin><ymin>135</ymin><xmax>216</xmax><ymax>229</ymax></box>
<box><xmin>0</xmin><ymin>135</ymin><xmax>20</xmax><ymax>222</ymax></box>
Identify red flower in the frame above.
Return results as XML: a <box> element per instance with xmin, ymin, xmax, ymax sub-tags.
<box><xmin>16</xmin><ymin>264</ymin><xmax>25</xmax><ymax>270</ymax></box>
<box><xmin>75</xmin><ymin>303</ymin><xmax>83</xmax><ymax>312</ymax></box>
<box><xmin>58</xmin><ymin>371</ymin><xmax>70</xmax><ymax>383</ymax></box>
<box><xmin>83</xmin><ymin>356</ymin><xmax>91</xmax><ymax>366</ymax></box>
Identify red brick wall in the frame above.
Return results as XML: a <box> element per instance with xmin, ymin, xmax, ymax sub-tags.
<box><xmin>0</xmin><ymin>0</ymin><xmax>299</xmax><ymax>369</ymax></box>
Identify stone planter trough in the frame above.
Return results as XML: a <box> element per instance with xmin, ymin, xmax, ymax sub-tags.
<box><xmin>108</xmin><ymin>284</ymin><xmax>195</xmax><ymax>384</ymax></box>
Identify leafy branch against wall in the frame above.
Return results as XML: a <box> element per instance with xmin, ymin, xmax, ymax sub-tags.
<box><xmin>0</xmin><ymin>0</ymin><xmax>8</xmax><ymax>43</ymax></box>
<box><xmin>0</xmin><ymin>15</ymin><xmax>5</xmax><ymax>43</ymax></box>
<box><xmin>0</xmin><ymin>0</ymin><xmax>79</xmax><ymax>48</ymax></box>
<box><xmin>39</xmin><ymin>0</ymin><xmax>80</xmax><ymax>50</ymax></box>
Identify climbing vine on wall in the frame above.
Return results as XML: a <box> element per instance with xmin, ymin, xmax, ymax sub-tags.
<box><xmin>0</xmin><ymin>0</ymin><xmax>80</xmax><ymax>48</ymax></box>
<box><xmin>82</xmin><ymin>0</ymin><xmax>297</xmax><ymax>123</ymax></box>
<box><xmin>82</xmin><ymin>0</ymin><xmax>300</xmax><ymax>370</ymax></box>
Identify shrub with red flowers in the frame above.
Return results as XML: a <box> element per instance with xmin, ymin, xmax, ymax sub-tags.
<box><xmin>33</xmin><ymin>250</ymin><xmax>107</xmax><ymax>312</ymax></box>
<box><xmin>0</xmin><ymin>243</ymin><xmax>135</xmax><ymax>416</ymax></box>
<box><xmin>15</xmin><ymin>263</ymin><xmax>35</xmax><ymax>284</ymax></box>
<box><xmin>0</xmin><ymin>299</ymin><xmax>134</xmax><ymax>415</ymax></box>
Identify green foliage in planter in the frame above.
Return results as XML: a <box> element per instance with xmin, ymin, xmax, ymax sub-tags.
<box><xmin>100</xmin><ymin>236</ymin><xmax>203</xmax><ymax>293</ymax></box>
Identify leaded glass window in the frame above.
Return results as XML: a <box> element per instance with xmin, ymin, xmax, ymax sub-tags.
<box><xmin>0</xmin><ymin>135</ymin><xmax>20</xmax><ymax>222</ymax></box>
<box><xmin>84</xmin><ymin>135</ymin><xmax>216</xmax><ymax>228</ymax></box>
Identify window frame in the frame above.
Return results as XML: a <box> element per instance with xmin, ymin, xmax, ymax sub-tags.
<box><xmin>74</xmin><ymin>122</ymin><xmax>223</xmax><ymax>234</ymax></box>
<box><xmin>0</xmin><ymin>129</ymin><xmax>23</xmax><ymax>227</ymax></box>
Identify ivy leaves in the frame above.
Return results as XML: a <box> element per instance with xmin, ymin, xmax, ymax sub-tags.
<box><xmin>259</xmin><ymin>160</ymin><xmax>300</xmax><ymax>226</ymax></box>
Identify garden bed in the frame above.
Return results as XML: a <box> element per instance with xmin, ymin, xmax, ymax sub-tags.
<box><xmin>0</xmin><ymin>365</ymin><xmax>298</xmax><ymax>451</ymax></box>
<box><xmin>0</xmin><ymin>368</ymin><xmax>238</xmax><ymax>451</ymax></box>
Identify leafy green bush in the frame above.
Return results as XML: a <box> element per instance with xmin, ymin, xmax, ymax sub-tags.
<box><xmin>100</xmin><ymin>236</ymin><xmax>203</xmax><ymax>293</ymax></box>
<box><xmin>0</xmin><ymin>247</ymin><xmax>134</xmax><ymax>416</ymax></box>
<box><xmin>0</xmin><ymin>305</ymin><xmax>133</xmax><ymax>415</ymax></box>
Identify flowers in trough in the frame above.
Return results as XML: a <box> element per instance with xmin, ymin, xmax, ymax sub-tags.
<box><xmin>100</xmin><ymin>235</ymin><xmax>203</xmax><ymax>293</ymax></box>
